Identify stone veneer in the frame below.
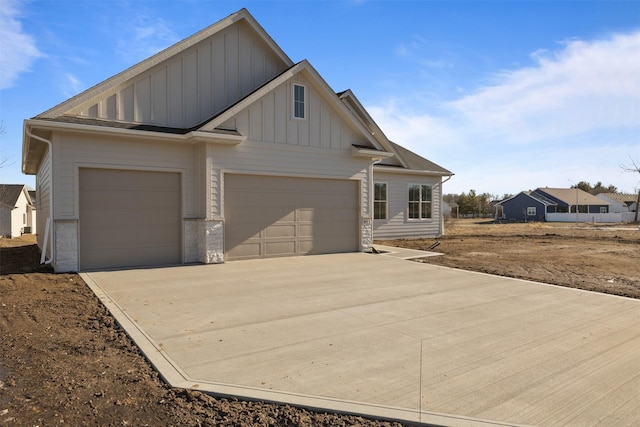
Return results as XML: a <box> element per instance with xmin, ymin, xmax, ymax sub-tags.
<box><xmin>54</xmin><ymin>220</ymin><xmax>79</xmax><ymax>272</ymax></box>
<box><xmin>361</xmin><ymin>217</ymin><xmax>373</xmax><ymax>252</ymax></box>
<box><xmin>197</xmin><ymin>219</ymin><xmax>224</xmax><ymax>264</ymax></box>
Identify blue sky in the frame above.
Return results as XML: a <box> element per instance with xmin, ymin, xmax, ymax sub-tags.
<box><xmin>1</xmin><ymin>0</ymin><xmax>639</xmax><ymax>195</ymax></box>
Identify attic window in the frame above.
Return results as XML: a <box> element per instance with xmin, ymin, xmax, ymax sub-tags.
<box><xmin>293</xmin><ymin>84</ymin><xmax>305</xmax><ymax>119</ymax></box>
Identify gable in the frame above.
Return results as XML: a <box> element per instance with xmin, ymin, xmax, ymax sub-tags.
<box><xmin>37</xmin><ymin>10</ymin><xmax>291</xmax><ymax>129</ymax></box>
<box><xmin>0</xmin><ymin>185</ymin><xmax>28</xmax><ymax>207</ymax></box>
<box><xmin>207</xmin><ymin>62</ymin><xmax>385</xmax><ymax>152</ymax></box>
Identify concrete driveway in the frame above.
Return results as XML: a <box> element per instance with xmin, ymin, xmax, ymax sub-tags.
<box><xmin>81</xmin><ymin>252</ymin><xmax>640</xmax><ymax>426</ymax></box>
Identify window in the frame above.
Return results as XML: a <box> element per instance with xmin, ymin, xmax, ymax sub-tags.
<box><xmin>600</xmin><ymin>206</ymin><xmax>607</xmax><ymax>214</ymax></box>
<box><xmin>527</xmin><ymin>207</ymin><xmax>536</xmax><ymax>216</ymax></box>
<box><xmin>374</xmin><ymin>183</ymin><xmax>387</xmax><ymax>220</ymax></box>
<box><xmin>293</xmin><ymin>84</ymin><xmax>305</xmax><ymax>119</ymax></box>
<box><xmin>408</xmin><ymin>184</ymin><xmax>432</xmax><ymax>219</ymax></box>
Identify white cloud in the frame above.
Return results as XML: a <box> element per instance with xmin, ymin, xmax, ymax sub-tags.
<box><xmin>366</xmin><ymin>30</ymin><xmax>640</xmax><ymax>194</ymax></box>
<box><xmin>447</xmin><ymin>31</ymin><xmax>640</xmax><ymax>144</ymax></box>
<box><xmin>61</xmin><ymin>73</ymin><xmax>83</xmax><ymax>98</ymax></box>
<box><xmin>0</xmin><ymin>0</ymin><xmax>41</xmax><ymax>89</ymax></box>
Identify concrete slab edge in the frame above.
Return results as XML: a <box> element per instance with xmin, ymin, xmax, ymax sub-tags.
<box><xmin>80</xmin><ymin>272</ymin><xmax>529</xmax><ymax>427</ymax></box>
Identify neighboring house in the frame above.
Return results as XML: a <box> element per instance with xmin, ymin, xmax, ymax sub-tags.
<box><xmin>496</xmin><ymin>191</ymin><xmax>551</xmax><ymax>222</ymax></box>
<box><xmin>28</xmin><ymin>191</ymin><xmax>37</xmax><ymax>234</ymax></box>
<box><xmin>497</xmin><ymin>187</ymin><xmax>610</xmax><ymax>222</ymax></box>
<box><xmin>21</xmin><ymin>9</ymin><xmax>452</xmax><ymax>272</ymax></box>
<box><xmin>0</xmin><ymin>184</ymin><xmax>35</xmax><ymax>237</ymax></box>
<box><xmin>596</xmin><ymin>193</ymin><xmax>638</xmax><ymax>213</ymax></box>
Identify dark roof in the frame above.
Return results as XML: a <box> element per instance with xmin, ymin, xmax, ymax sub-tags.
<box><xmin>0</xmin><ymin>185</ymin><xmax>26</xmax><ymax>206</ymax></box>
<box><xmin>28</xmin><ymin>190</ymin><xmax>37</xmax><ymax>206</ymax></box>
<box><xmin>386</xmin><ymin>141</ymin><xmax>452</xmax><ymax>174</ymax></box>
<box><xmin>36</xmin><ymin>116</ymin><xmax>242</xmax><ymax>137</ymax></box>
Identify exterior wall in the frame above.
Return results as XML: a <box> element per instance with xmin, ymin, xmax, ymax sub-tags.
<box><xmin>9</xmin><ymin>190</ymin><xmax>29</xmax><ymax>237</ymax></box>
<box><xmin>50</xmin><ymin>131</ymin><xmax>199</xmax><ymax>272</ymax></box>
<box><xmin>596</xmin><ymin>195</ymin><xmax>628</xmax><ymax>213</ymax></box>
<box><xmin>372</xmin><ymin>170</ymin><xmax>443</xmax><ymax>239</ymax></box>
<box><xmin>36</xmin><ymin>147</ymin><xmax>52</xmax><ymax>259</ymax></box>
<box><xmin>500</xmin><ymin>193</ymin><xmax>547</xmax><ymax>222</ymax></box>
<box><xmin>53</xmin><ymin>132</ymin><xmax>198</xmax><ymax>219</ymax></box>
<box><xmin>74</xmin><ymin>21</ymin><xmax>287</xmax><ymax>129</ymax></box>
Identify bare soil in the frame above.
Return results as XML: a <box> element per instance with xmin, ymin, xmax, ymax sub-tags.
<box><xmin>378</xmin><ymin>219</ymin><xmax>640</xmax><ymax>299</ymax></box>
<box><xmin>1</xmin><ymin>222</ymin><xmax>638</xmax><ymax>426</ymax></box>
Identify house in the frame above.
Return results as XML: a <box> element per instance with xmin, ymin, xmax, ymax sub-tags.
<box><xmin>0</xmin><ymin>184</ymin><xmax>36</xmax><ymax>237</ymax></box>
<box><xmin>497</xmin><ymin>187</ymin><xmax>610</xmax><ymax>222</ymax></box>
<box><xmin>596</xmin><ymin>193</ymin><xmax>638</xmax><ymax>213</ymax></box>
<box><xmin>21</xmin><ymin>9</ymin><xmax>452</xmax><ymax>272</ymax></box>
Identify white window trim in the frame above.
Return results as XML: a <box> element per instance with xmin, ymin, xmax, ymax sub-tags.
<box><xmin>527</xmin><ymin>206</ymin><xmax>536</xmax><ymax>216</ymax></box>
<box><xmin>407</xmin><ymin>183</ymin><xmax>433</xmax><ymax>221</ymax></box>
<box><xmin>292</xmin><ymin>83</ymin><xmax>306</xmax><ymax>120</ymax></box>
<box><xmin>373</xmin><ymin>182</ymin><xmax>388</xmax><ymax>221</ymax></box>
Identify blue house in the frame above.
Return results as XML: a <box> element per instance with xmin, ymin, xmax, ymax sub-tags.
<box><xmin>497</xmin><ymin>187</ymin><xmax>609</xmax><ymax>222</ymax></box>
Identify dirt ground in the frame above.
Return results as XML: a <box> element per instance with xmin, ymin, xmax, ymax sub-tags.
<box><xmin>379</xmin><ymin>219</ymin><xmax>640</xmax><ymax>299</ymax></box>
<box><xmin>1</xmin><ymin>221</ymin><xmax>638</xmax><ymax>426</ymax></box>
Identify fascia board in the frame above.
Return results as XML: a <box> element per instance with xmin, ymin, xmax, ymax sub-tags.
<box><xmin>38</xmin><ymin>9</ymin><xmax>292</xmax><ymax>120</ymax></box>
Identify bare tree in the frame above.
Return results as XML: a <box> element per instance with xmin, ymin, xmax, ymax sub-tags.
<box><xmin>622</xmin><ymin>156</ymin><xmax>640</xmax><ymax>223</ymax></box>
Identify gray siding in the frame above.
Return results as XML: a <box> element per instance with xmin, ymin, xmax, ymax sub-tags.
<box><xmin>372</xmin><ymin>171</ymin><xmax>443</xmax><ymax>239</ymax></box>
<box><xmin>501</xmin><ymin>193</ymin><xmax>546</xmax><ymax>221</ymax></box>
<box><xmin>36</xmin><ymin>146</ymin><xmax>52</xmax><ymax>258</ymax></box>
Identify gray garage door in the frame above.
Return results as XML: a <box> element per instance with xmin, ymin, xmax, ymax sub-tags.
<box><xmin>224</xmin><ymin>174</ymin><xmax>359</xmax><ymax>260</ymax></box>
<box><xmin>79</xmin><ymin>169</ymin><xmax>181</xmax><ymax>270</ymax></box>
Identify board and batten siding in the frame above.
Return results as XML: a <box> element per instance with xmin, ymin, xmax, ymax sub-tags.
<box><xmin>53</xmin><ymin>133</ymin><xmax>198</xmax><ymax>220</ymax></box>
<box><xmin>230</xmin><ymin>80</ymin><xmax>367</xmax><ymax>151</ymax></box>
<box><xmin>372</xmin><ymin>171</ymin><xmax>443</xmax><ymax>239</ymax></box>
<box><xmin>73</xmin><ymin>21</ymin><xmax>287</xmax><ymax>129</ymax></box>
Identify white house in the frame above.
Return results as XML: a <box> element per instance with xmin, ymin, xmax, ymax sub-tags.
<box><xmin>0</xmin><ymin>184</ymin><xmax>36</xmax><ymax>238</ymax></box>
<box><xmin>22</xmin><ymin>8</ymin><xmax>451</xmax><ymax>272</ymax></box>
<box><xmin>596</xmin><ymin>193</ymin><xmax>638</xmax><ymax>213</ymax></box>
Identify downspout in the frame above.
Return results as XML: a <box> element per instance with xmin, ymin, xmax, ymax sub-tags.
<box><xmin>25</xmin><ymin>127</ymin><xmax>54</xmax><ymax>265</ymax></box>
<box><xmin>439</xmin><ymin>175</ymin><xmax>453</xmax><ymax>236</ymax></box>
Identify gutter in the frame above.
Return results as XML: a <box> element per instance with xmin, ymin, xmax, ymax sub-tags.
<box><xmin>24</xmin><ymin>124</ymin><xmax>54</xmax><ymax>265</ymax></box>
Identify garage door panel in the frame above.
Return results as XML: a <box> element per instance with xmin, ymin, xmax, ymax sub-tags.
<box><xmin>265</xmin><ymin>224</ymin><xmax>296</xmax><ymax>238</ymax></box>
<box><xmin>225</xmin><ymin>174</ymin><xmax>358</xmax><ymax>260</ymax></box>
<box><xmin>265</xmin><ymin>241</ymin><xmax>296</xmax><ymax>255</ymax></box>
<box><xmin>80</xmin><ymin>169</ymin><xmax>181</xmax><ymax>270</ymax></box>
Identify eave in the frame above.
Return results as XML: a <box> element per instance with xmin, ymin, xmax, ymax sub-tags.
<box><xmin>351</xmin><ymin>146</ymin><xmax>394</xmax><ymax>161</ymax></box>
<box><xmin>373</xmin><ymin>164</ymin><xmax>454</xmax><ymax>177</ymax></box>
